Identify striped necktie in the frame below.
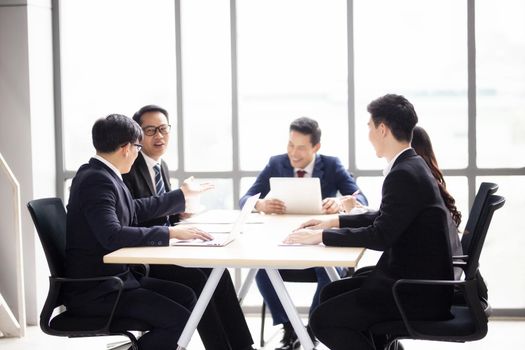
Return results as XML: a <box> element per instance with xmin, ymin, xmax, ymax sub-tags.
<box><xmin>154</xmin><ymin>164</ymin><xmax>166</xmax><ymax>196</ymax></box>
<box><xmin>154</xmin><ymin>164</ymin><xmax>170</xmax><ymax>225</ymax></box>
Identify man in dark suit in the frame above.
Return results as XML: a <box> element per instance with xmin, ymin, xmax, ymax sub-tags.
<box><xmin>239</xmin><ymin>117</ymin><xmax>367</xmax><ymax>211</ymax></box>
<box><xmin>239</xmin><ymin>117</ymin><xmax>368</xmax><ymax>350</ymax></box>
<box><xmin>286</xmin><ymin>94</ymin><xmax>454</xmax><ymax>350</ymax></box>
<box><xmin>123</xmin><ymin>105</ymin><xmax>256</xmax><ymax>350</ymax></box>
<box><xmin>65</xmin><ymin>114</ymin><xmax>214</xmax><ymax>350</ymax></box>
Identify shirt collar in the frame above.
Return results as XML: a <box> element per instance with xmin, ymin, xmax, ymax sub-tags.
<box><xmin>141</xmin><ymin>151</ymin><xmax>161</xmax><ymax>169</ymax></box>
<box><xmin>93</xmin><ymin>154</ymin><xmax>122</xmax><ymax>180</ymax></box>
<box><xmin>294</xmin><ymin>154</ymin><xmax>316</xmax><ymax>176</ymax></box>
<box><xmin>383</xmin><ymin>147</ymin><xmax>412</xmax><ymax>176</ymax></box>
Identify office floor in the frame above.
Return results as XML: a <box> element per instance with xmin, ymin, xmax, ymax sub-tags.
<box><xmin>1</xmin><ymin>317</ymin><xmax>524</xmax><ymax>349</ymax></box>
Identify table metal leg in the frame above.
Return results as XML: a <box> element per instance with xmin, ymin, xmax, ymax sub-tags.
<box><xmin>237</xmin><ymin>268</ymin><xmax>258</xmax><ymax>305</ymax></box>
<box><xmin>176</xmin><ymin>267</ymin><xmax>225</xmax><ymax>350</ymax></box>
<box><xmin>325</xmin><ymin>266</ymin><xmax>341</xmax><ymax>282</ymax></box>
<box><xmin>265</xmin><ymin>268</ymin><xmax>315</xmax><ymax>350</ymax></box>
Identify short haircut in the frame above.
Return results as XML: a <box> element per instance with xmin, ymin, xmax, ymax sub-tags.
<box><xmin>92</xmin><ymin>114</ymin><xmax>143</xmax><ymax>153</ymax></box>
<box><xmin>132</xmin><ymin>104</ymin><xmax>169</xmax><ymax>126</ymax></box>
<box><xmin>367</xmin><ymin>94</ymin><xmax>418</xmax><ymax>143</ymax></box>
<box><xmin>289</xmin><ymin>117</ymin><xmax>322</xmax><ymax>146</ymax></box>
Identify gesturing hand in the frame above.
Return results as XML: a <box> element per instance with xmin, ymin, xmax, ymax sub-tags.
<box><xmin>180</xmin><ymin>176</ymin><xmax>214</xmax><ymax>198</ymax></box>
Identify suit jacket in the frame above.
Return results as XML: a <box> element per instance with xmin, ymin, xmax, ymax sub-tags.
<box><xmin>64</xmin><ymin>158</ymin><xmax>186</xmax><ymax>307</ymax></box>
<box><xmin>122</xmin><ymin>152</ymin><xmax>180</xmax><ymax>226</ymax></box>
<box><xmin>323</xmin><ymin>149</ymin><xmax>454</xmax><ymax>319</ymax></box>
<box><xmin>239</xmin><ymin>153</ymin><xmax>367</xmax><ymax>207</ymax></box>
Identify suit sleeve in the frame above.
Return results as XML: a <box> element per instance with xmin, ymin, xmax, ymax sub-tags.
<box><xmin>133</xmin><ymin>189</ymin><xmax>186</xmax><ymax>223</ymax></box>
<box><xmin>323</xmin><ymin>168</ymin><xmax>420</xmax><ymax>250</ymax></box>
<box><xmin>80</xmin><ymin>172</ymin><xmax>170</xmax><ymax>250</ymax></box>
<box><xmin>239</xmin><ymin>160</ymin><xmax>273</xmax><ymax>208</ymax></box>
<box><xmin>338</xmin><ymin>211</ymin><xmax>379</xmax><ymax>228</ymax></box>
<box><xmin>332</xmin><ymin>157</ymin><xmax>368</xmax><ymax>205</ymax></box>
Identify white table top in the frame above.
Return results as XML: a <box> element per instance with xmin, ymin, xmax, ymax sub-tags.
<box><xmin>104</xmin><ymin>211</ymin><xmax>365</xmax><ymax>269</ymax></box>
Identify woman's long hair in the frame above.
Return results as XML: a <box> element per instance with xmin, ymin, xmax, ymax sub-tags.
<box><xmin>412</xmin><ymin>126</ymin><xmax>462</xmax><ymax>226</ymax></box>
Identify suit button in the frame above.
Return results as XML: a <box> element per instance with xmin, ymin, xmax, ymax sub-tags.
<box><xmin>149</xmin><ymin>241</ymin><xmax>154</xmax><ymax>245</ymax></box>
<box><xmin>157</xmin><ymin>241</ymin><xmax>162</xmax><ymax>246</ymax></box>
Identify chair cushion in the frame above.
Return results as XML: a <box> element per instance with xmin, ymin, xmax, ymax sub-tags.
<box><xmin>371</xmin><ymin>306</ymin><xmax>482</xmax><ymax>338</ymax></box>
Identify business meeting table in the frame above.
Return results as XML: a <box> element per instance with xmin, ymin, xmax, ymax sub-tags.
<box><xmin>104</xmin><ymin>210</ymin><xmax>366</xmax><ymax>350</ymax></box>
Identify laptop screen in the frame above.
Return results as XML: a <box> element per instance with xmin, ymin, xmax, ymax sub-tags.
<box><xmin>268</xmin><ymin>177</ymin><xmax>323</xmax><ymax>214</ymax></box>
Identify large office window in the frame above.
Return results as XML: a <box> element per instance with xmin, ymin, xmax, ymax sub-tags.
<box><xmin>476</xmin><ymin>0</ymin><xmax>525</xmax><ymax>168</ymax></box>
<box><xmin>475</xmin><ymin>0</ymin><xmax>525</xmax><ymax>312</ymax></box>
<box><xmin>59</xmin><ymin>0</ymin><xmax>178</xmax><ymax>171</ymax></box>
<box><xmin>354</xmin><ymin>0</ymin><xmax>467</xmax><ymax>170</ymax></box>
<box><xmin>180</xmin><ymin>0</ymin><xmax>233</xmax><ymax>172</ymax></box>
<box><xmin>56</xmin><ymin>0</ymin><xmax>525</xmax><ymax>314</ymax></box>
<box><xmin>237</xmin><ymin>0</ymin><xmax>348</xmax><ymax>170</ymax></box>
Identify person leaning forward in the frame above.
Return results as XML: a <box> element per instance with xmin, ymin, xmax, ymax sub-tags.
<box><xmin>286</xmin><ymin>94</ymin><xmax>454</xmax><ymax>350</ymax></box>
<box><xmin>64</xmin><ymin>114</ymin><xmax>213</xmax><ymax>350</ymax></box>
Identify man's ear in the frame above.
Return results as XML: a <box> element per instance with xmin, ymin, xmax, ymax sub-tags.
<box><xmin>379</xmin><ymin>123</ymin><xmax>388</xmax><ymax>137</ymax></box>
<box><xmin>313</xmin><ymin>142</ymin><xmax>321</xmax><ymax>153</ymax></box>
<box><xmin>119</xmin><ymin>143</ymin><xmax>131</xmax><ymax>157</ymax></box>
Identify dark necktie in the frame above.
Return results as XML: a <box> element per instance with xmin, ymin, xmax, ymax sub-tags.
<box><xmin>296</xmin><ymin>170</ymin><xmax>307</xmax><ymax>178</ymax></box>
<box><xmin>154</xmin><ymin>164</ymin><xmax>166</xmax><ymax>196</ymax></box>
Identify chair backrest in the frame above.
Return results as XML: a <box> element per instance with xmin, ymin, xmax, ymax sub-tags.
<box><xmin>461</xmin><ymin>182</ymin><xmax>498</xmax><ymax>255</ymax></box>
<box><xmin>463</xmin><ymin>194</ymin><xmax>505</xmax><ymax>279</ymax></box>
<box><xmin>27</xmin><ymin>197</ymin><xmax>67</xmax><ymax>277</ymax></box>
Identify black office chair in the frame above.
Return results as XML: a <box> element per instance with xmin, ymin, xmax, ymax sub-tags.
<box><xmin>370</xmin><ymin>193</ymin><xmax>505</xmax><ymax>350</ymax></box>
<box><xmin>456</xmin><ymin>182</ymin><xmax>498</xmax><ymax>262</ymax></box>
<box><xmin>352</xmin><ymin>182</ymin><xmax>499</xmax><ymax>280</ymax></box>
<box><xmin>27</xmin><ymin>197</ymin><xmax>150</xmax><ymax>350</ymax></box>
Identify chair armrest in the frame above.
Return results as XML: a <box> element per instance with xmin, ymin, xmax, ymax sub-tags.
<box><xmin>452</xmin><ymin>261</ymin><xmax>467</xmax><ymax>268</ymax></box>
<box><xmin>52</xmin><ymin>275</ymin><xmax>125</xmax><ymax>285</ymax></box>
<box><xmin>390</xmin><ymin>278</ymin><xmax>485</xmax><ymax>340</ymax></box>
<box><xmin>452</xmin><ymin>255</ymin><xmax>468</xmax><ymax>261</ymax></box>
<box><xmin>46</xmin><ymin>274</ymin><xmax>126</xmax><ymax>333</ymax></box>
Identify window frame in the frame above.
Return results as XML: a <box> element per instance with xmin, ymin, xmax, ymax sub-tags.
<box><xmin>53</xmin><ymin>0</ymin><xmax>525</xmax><ymax>316</ymax></box>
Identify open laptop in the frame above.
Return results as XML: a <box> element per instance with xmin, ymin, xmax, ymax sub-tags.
<box><xmin>170</xmin><ymin>193</ymin><xmax>260</xmax><ymax>247</ymax></box>
<box><xmin>269</xmin><ymin>177</ymin><xmax>323</xmax><ymax>214</ymax></box>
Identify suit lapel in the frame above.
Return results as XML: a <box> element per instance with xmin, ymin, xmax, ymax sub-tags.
<box><xmin>282</xmin><ymin>156</ymin><xmax>295</xmax><ymax>177</ymax></box>
<box><xmin>160</xmin><ymin>160</ymin><xmax>171</xmax><ymax>192</ymax></box>
<box><xmin>312</xmin><ymin>155</ymin><xmax>324</xmax><ymax>179</ymax></box>
<box><xmin>136</xmin><ymin>153</ymin><xmax>155</xmax><ymax>196</ymax></box>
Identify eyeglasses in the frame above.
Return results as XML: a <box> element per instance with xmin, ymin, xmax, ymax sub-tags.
<box><xmin>143</xmin><ymin>124</ymin><xmax>171</xmax><ymax>136</ymax></box>
<box><xmin>133</xmin><ymin>143</ymin><xmax>143</xmax><ymax>151</ymax></box>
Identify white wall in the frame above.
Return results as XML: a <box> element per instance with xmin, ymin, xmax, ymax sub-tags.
<box><xmin>0</xmin><ymin>0</ymin><xmax>56</xmax><ymax>326</ymax></box>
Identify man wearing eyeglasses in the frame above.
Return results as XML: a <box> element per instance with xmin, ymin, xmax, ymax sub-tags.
<box><xmin>123</xmin><ymin>105</ymin><xmax>256</xmax><ymax>350</ymax></box>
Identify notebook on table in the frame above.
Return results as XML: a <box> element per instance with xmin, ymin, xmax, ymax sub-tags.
<box><xmin>269</xmin><ymin>177</ymin><xmax>323</xmax><ymax>214</ymax></box>
<box><xmin>170</xmin><ymin>193</ymin><xmax>260</xmax><ymax>247</ymax></box>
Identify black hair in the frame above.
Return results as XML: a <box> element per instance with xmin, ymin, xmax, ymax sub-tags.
<box><xmin>132</xmin><ymin>104</ymin><xmax>169</xmax><ymax>126</ymax></box>
<box><xmin>367</xmin><ymin>94</ymin><xmax>418</xmax><ymax>142</ymax></box>
<box><xmin>289</xmin><ymin>117</ymin><xmax>321</xmax><ymax>146</ymax></box>
<box><xmin>92</xmin><ymin>114</ymin><xmax>143</xmax><ymax>153</ymax></box>
<box><xmin>412</xmin><ymin>126</ymin><xmax>462</xmax><ymax>226</ymax></box>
